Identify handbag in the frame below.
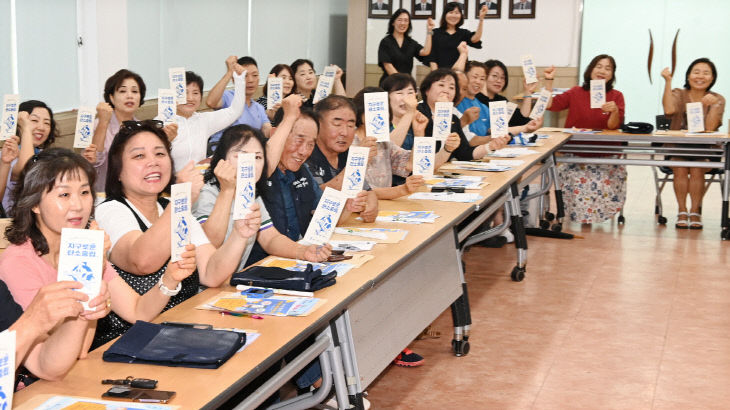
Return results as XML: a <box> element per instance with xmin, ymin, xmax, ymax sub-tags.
<box><xmin>103</xmin><ymin>321</ymin><xmax>245</xmax><ymax>369</ymax></box>
<box><xmin>230</xmin><ymin>264</ymin><xmax>336</xmax><ymax>292</ymax></box>
<box><xmin>620</xmin><ymin>122</ymin><xmax>654</xmax><ymax>134</ymax></box>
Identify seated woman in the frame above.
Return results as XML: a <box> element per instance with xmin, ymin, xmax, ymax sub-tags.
<box><xmin>661</xmin><ymin>58</ymin><xmax>725</xmax><ymax>229</ymax></box>
<box><xmin>258</xmin><ymin>64</ymin><xmax>295</xmax><ymax>121</ymax></box>
<box><xmin>377</xmin><ymin>9</ymin><xmax>433</xmax><ymax>86</ymax></box>
<box><xmin>545</xmin><ymin>54</ymin><xmax>626</xmax><ymax>224</ymax></box>
<box><xmin>290</xmin><ymin>59</ymin><xmax>346</xmax><ymax>110</ymax></box>
<box><xmin>93</xmin><ymin>121</ymin><xmax>259</xmax><ymax>347</ymax></box>
<box><xmin>0</xmin><ymin>135</ymin><xmax>19</xmax><ymax>216</ymax></box>
<box><xmin>3</xmin><ymin>101</ymin><xmax>96</xmax><ymax>212</ymax></box>
<box><xmin>417</xmin><ymin>68</ymin><xmax>509</xmax><ymax>161</ymax></box>
<box><xmin>92</xmin><ymin>69</ymin><xmax>146</xmax><ymax>192</ymax></box>
<box><xmin>192</xmin><ymin>122</ymin><xmax>331</xmax><ymax>269</ymax></box>
<box><xmin>162</xmin><ymin>67</ymin><xmax>246</xmax><ymax>172</ymax></box>
<box><xmin>0</xmin><ymin>148</ymin><xmax>197</xmax><ymax>364</ymax></box>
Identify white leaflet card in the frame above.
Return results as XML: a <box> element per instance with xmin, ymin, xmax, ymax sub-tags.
<box><xmin>1</xmin><ymin>94</ymin><xmax>20</xmax><ymax>141</ymax></box>
<box><xmin>57</xmin><ymin>228</ymin><xmax>104</xmax><ymax>310</ymax></box>
<box><xmin>170</xmin><ymin>182</ymin><xmax>192</xmax><ymax>262</ymax></box>
<box><xmin>433</xmin><ymin>102</ymin><xmax>453</xmax><ymax>141</ymax></box>
<box><xmin>312</xmin><ymin>65</ymin><xmax>338</xmax><ymax>104</ymax></box>
<box><xmin>412</xmin><ymin>137</ymin><xmax>436</xmax><ymax>178</ymax></box>
<box><xmin>157</xmin><ymin>89</ymin><xmax>177</xmax><ymax>126</ymax></box>
<box><xmin>489</xmin><ymin>101</ymin><xmax>509</xmax><ymax>138</ymax></box>
<box><xmin>234</xmin><ymin>153</ymin><xmax>256</xmax><ymax>220</ymax></box>
<box><xmin>506</xmin><ymin>102</ymin><xmax>518</xmax><ymax>121</ymax></box>
<box><xmin>364</xmin><ymin>92</ymin><xmax>390</xmax><ymax>142</ymax></box>
<box><xmin>529</xmin><ymin>89</ymin><xmax>551</xmax><ymax>120</ymax></box>
<box><xmin>590</xmin><ymin>79</ymin><xmax>606</xmax><ymax>109</ymax></box>
<box><xmin>341</xmin><ymin>146</ymin><xmax>369</xmax><ymax>198</ymax></box>
<box><xmin>686</xmin><ymin>102</ymin><xmax>704</xmax><ymax>133</ymax></box>
<box><xmin>169</xmin><ymin>67</ymin><xmax>187</xmax><ymax>104</ymax></box>
<box><xmin>72</xmin><ymin>106</ymin><xmax>95</xmax><ymax>148</ymax></box>
<box><xmin>520</xmin><ymin>55</ymin><xmax>538</xmax><ymax>84</ymax></box>
<box><xmin>0</xmin><ymin>330</ymin><xmax>15</xmax><ymax>409</ymax></box>
<box><xmin>267</xmin><ymin>77</ymin><xmax>284</xmax><ymax>107</ymax></box>
<box><xmin>303</xmin><ymin>187</ymin><xmax>347</xmax><ymax>245</ymax></box>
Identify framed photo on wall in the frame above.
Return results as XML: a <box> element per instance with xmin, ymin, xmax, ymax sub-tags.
<box><xmin>509</xmin><ymin>0</ymin><xmax>535</xmax><ymax>18</ymax></box>
<box><xmin>412</xmin><ymin>0</ymin><xmax>435</xmax><ymax>19</ymax></box>
<box><xmin>369</xmin><ymin>0</ymin><xmax>394</xmax><ymax>19</ymax></box>
<box><xmin>477</xmin><ymin>0</ymin><xmax>501</xmax><ymax>19</ymax></box>
<box><xmin>443</xmin><ymin>0</ymin><xmax>469</xmax><ymax>20</ymax></box>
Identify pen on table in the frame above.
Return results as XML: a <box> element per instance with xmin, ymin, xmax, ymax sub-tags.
<box><xmin>236</xmin><ymin>285</ymin><xmax>314</xmax><ymax>298</ymax></box>
<box><xmin>221</xmin><ymin>311</ymin><xmax>263</xmax><ymax>319</ymax></box>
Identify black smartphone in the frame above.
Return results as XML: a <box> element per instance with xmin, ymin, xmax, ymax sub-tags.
<box><xmin>160</xmin><ymin>321</ymin><xmax>212</xmax><ymax>330</ymax></box>
<box><xmin>103</xmin><ymin>386</ymin><xmax>176</xmax><ymax>403</ymax></box>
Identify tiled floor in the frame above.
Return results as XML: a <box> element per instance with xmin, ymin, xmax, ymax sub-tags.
<box><xmin>367</xmin><ymin>166</ymin><xmax>729</xmax><ymax>409</ymax></box>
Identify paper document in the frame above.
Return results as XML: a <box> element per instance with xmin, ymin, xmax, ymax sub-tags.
<box><xmin>170</xmin><ymin>183</ymin><xmax>192</xmax><ymax>262</ymax></box>
<box><xmin>57</xmin><ymin>228</ymin><xmax>104</xmax><ymax>310</ymax></box>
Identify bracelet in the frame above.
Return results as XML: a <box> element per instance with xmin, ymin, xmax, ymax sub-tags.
<box><xmin>158</xmin><ymin>276</ymin><xmax>182</xmax><ymax>297</ymax></box>
<box><xmin>427</xmin><ymin>31</ymin><xmax>433</xmax><ymax>35</ymax></box>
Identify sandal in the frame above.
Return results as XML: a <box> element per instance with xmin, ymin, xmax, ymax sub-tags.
<box><xmin>689</xmin><ymin>212</ymin><xmax>703</xmax><ymax>230</ymax></box>
<box><xmin>415</xmin><ymin>325</ymin><xmax>441</xmax><ymax>340</ymax></box>
<box><xmin>675</xmin><ymin>212</ymin><xmax>689</xmax><ymax>229</ymax></box>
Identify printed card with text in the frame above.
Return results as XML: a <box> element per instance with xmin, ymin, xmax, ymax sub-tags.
<box><xmin>234</xmin><ymin>153</ymin><xmax>256</xmax><ymax>220</ymax></box>
<box><xmin>157</xmin><ymin>89</ymin><xmax>177</xmax><ymax>126</ymax></box>
<box><xmin>0</xmin><ymin>330</ymin><xmax>15</xmax><ymax>410</ymax></box>
<box><xmin>433</xmin><ymin>102</ymin><xmax>453</xmax><ymax>141</ymax></box>
<box><xmin>312</xmin><ymin>65</ymin><xmax>338</xmax><ymax>104</ymax></box>
<box><xmin>72</xmin><ymin>106</ymin><xmax>95</xmax><ymax>148</ymax></box>
<box><xmin>303</xmin><ymin>187</ymin><xmax>347</xmax><ymax>245</ymax></box>
<box><xmin>489</xmin><ymin>101</ymin><xmax>509</xmax><ymax>138</ymax></box>
<box><xmin>413</xmin><ymin>137</ymin><xmax>436</xmax><ymax>178</ymax></box>
<box><xmin>364</xmin><ymin>92</ymin><xmax>390</xmax><ymax>142</ymax></box>
<box><xmin>57</xmin><ymin>228</ymin><xmax>104</xmax><ymax>310</ymax></box>
<box><xmin>506</xmin><ymin>102</ymin><xmax>518</xmax><ymax>121</ymax></box>
<box><xmin>590</xmin><ymin>79</ymin><xmax>606</xmax><ymax>109</ymax></box>
<box><xmin>342</xmin><ymin>146</ymin><xmax>370</xmax><ymax>197</ymax></box>
<box><xmin>267</xmin><ymin>77</ymin><xmax>284</xmax><ymax>107</ymax></box>
<box><xmin>1</xmin><ymin>94</ymin><xmax>20</xmax><ymax>141</ymax></box>
<box><xmin>686</xmin><ymin>102</ymin><xmax>704</xmax><ymax>133</ymax></box>
<box><xmin>170</xmin><ymin>182</ymin><xmax>192</xmax><ymax>262</ymax></box>
<box><xmin>520</xmin><ymin>55</ymin><xmax>538</xmax><ymax>84</ymax></box>
<box><xmin>169</xmin><ymin>67</ymin><xmax>187</xmax><ymax>104</ymax></box>
<box><xmin>529</xmin><ymin>89</ymin><xmax>551</xmax><ymax>120</ymax></box>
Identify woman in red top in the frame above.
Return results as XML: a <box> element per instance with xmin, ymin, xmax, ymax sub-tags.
<box><xmin>545</xmin><ymin>54</ymin><xmax>627</xmax><ymax>224</ymax></box>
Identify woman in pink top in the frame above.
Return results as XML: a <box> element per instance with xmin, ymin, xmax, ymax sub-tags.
<box><xmin>545</xmin><ymin>54</ymin><xmax>627</xmax><ymax>223</ymax></box>
<box><xmin>0</xmin><ymin>148</ymin><xmax>197</xmax><ymax>355</ymax></box>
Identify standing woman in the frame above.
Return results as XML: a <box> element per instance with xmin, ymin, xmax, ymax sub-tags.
<box><xmin>258</xmin><ymin>64</ymin><xmax>295</xmax><ymax>121</ymax></box>
<box><xmin>545</xmin><ymin>54</ymin><xmax>626</xmax><ymax>224</ymax></box>
<box><xmin>661</xmin><ymin>58</ymin><xmax>725</xmax><ymax>229</ymax></box>
<box><xmin>428</xmin><ymin>2</ymin><xmax>487</xmax><ymax>69</ymax></box>
<box><xmin>92</xmin><ymin>69</ymin><xmax>146</xmax><ymax>192</ymax></box>
<box><xmin>377</xmin><ymin>9</ymin><xmax>434</xmax><ymax>86</ymax></box>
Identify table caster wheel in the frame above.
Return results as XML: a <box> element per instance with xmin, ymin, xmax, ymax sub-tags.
<box><xmin>545</xmin><ymin>212</ymin><xmax>555</xmax><ymax>221</ymax></box>
<box><xmin>452</xmin><ymin>339</ymin><xmax>470</xmax><ymax>356</ymax></box>
<box><xmin>539</xmin><ymin>220</ymin><xmax>550</xmax><ymax>229</ymax></box>
<box><xmin>657</xmin><ymin>215</ymin><xmax>667</xmax><ymax>225</ymax></box>
<box><xmin>511</xmin><ymin>266</ymin><xmax>525</xmax><ymax>282</ymax></box>
<box><xmin>722</xmin><ymin>229</ymin><xmax>730</xmax><ymax>240</ymax></box>
<box><xmin>551</xmin><ymin>223</ymin><xmax>562</xmax><ymax>232</ymax></box>
<box><xmin>618</xmin><ymin>215</ymin><xmax>625</xmax><ymax>224</ymax></box>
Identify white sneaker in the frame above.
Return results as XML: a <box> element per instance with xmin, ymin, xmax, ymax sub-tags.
<box><xmin>315</xmin><ymin>396</ymin><xmax>370</xmax><ymax>410</ymax></box>
<box><xmin>501</xmin><ymin>229</ymin><xmax>514</xmax><ymax>243</ymax></box>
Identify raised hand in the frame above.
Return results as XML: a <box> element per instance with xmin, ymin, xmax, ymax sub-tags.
<box><xmin>213</xmin><ymin>159</ymin><xmax>237</xmax><ymax>192</ymax></box>
<box><xmin>1</xmin><ymin>135</ymin><xmax>19</xmax><ymax>164</ymax></box>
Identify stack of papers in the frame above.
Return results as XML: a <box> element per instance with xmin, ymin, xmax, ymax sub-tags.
<box><xmin>329</xmin><ymin>240</ymin><xmax>376</xmax><ymax>252</ymax></box>
<box><xmin>490</xmin><ymin>147</ymin><xmax>539</xmax><ymax>157</ymax></box>
<box><xmin>375</xmin><ymin>211</ymin><xmax>439</xmax><ymax>224</ymax></box>
<box><xmin>448</xmin><ymin>161</ymin><xmax>513</xmax><ymax>172</ymax></box>
<box><xmin>261</xmin><ymin>257</ymin><xmax>355</xmax><ymax>277</ymax></box>
<box><xmin>425</xmin><ymin>176</ymin><xmax>485</xmax><ymax>189</ymax></box>
<box><xmin>408</xmin><ymin>192</ymin><xmax>482</xmax><ymax>203</ymax></box>
<box><xmin>333</xmin><ymin>227</ymin><xmax>409</xmax><ymax>243</ymax></box>
<box><xmin>33</xmin><ymin>396</ymin><xmax>177</xmax><ymax>409</ymax></box>
<box><xmin>201</xmin><ymin>292</ymin><xmax>323</xmax><ymax>317</ymax></box>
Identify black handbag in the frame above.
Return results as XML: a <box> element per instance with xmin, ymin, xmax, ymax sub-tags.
<box><xmin>620</xmin><ymin>122</ymin><xmax>654</xmax><ymax>134</ymax></box>
<box><xmin>230</xmin><ymin>264</ymin><xmax>336</xmax><ymax>292</ymax></box>
<box><xmin>103</xmin><ymin>321</ymin><xmax>245</xmax><ymax>369</ymax></box>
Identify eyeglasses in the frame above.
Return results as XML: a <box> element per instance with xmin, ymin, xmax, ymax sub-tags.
<box><xmin>120</xmin><ymin>120</ymin><xmax>164</xmax><ymax>132</ymax></box>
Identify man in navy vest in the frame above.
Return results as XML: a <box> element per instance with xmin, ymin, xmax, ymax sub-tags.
<box><xmin>306</xmin><ymin>95</ymin><xmax>379</xmax><ymax>222</ymax></box>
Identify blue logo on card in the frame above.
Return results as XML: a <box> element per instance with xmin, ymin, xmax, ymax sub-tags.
<box><xmin>70</xmin><ymin>261</ymin><xmax>95</xmax><ymax>285</ymax></box>
<box><xmin>437</xmin><ymin>119</ymin><xmax>449</xmax><ymax>133</ymax></box>
<box><xmin>346</xmin><ymin>169</ymin><xmax>362</xmax><ymax>190</ymax></box>
<box><xmin>417</xmin><ymin>155</ymin><xmax>432</xmax><ymax>173</ymax></box>
<box><xmin>3</xmin><ymin>114</ymin><xmax>15</xmax><ymax>133</ymax></box>
<box><xmin>271</xmin><ymin>90</ymin><xmax>281</xmax><ymax>102</ymax></box>
<box><xmin>164</xmin><ymin>106</ymin><xmax>174</xmax><ymax>120</ymax></box>
<box><xmin>317</xmin><ymin>88</ymin><xmax>328</xmax><ymax>99</ymax></box>
<box><xmin>240</xmin><ymin>182</ymin><xmax>254</xmax><ymax>207</ymax></box>
<box><xmin>175</xmin><ymin>82</ymin><xmax>185</xmax><ymax>97</ymax></box>
<box><xmin>314</xmin><ymin>214</ymin><xmax>333</xmax><ymax>237</ymax></box>
<box><xmin>592</xmin><ymin>91</ymin><xmax>604</xmax><ymax>103</ymax></box>
<box><xmin>79</xmin><ymin>124</ymin><xmax>92</xmax><ymax>141</ymax></box>
<box><xmin>370</xmin><ymin>113</ymin><xmax>386</xmax><ymax>134</ymax></box>
<box><xmin>175</xmin><ymin>216</ymin><xmax>189</xmax><ymax>247</ymax></box>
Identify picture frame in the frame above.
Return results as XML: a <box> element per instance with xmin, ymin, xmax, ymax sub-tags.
<box><xmin>509</xmin><ymin>0</ymin><xmax>535</xmax><ymax>18</ymax></box>
<box><xmin>477</xmin><ymin>0</ymin><xmax>501</xmax><ymax>19</ymax></box>
<box><xmin>369</xmin><ymin>0</ymin><xmax>394</xmax><ymax>19</ymax></box>
<box><xmin>443</xmin><ymin>0</ymin><xmax>469</xmax><ymax>20</ymax></box>
<box><xmin>411</xmin><ymin>0</ymin><xmax>435</xmax><ymax>19</ymax></box>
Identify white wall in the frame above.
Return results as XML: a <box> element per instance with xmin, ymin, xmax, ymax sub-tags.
<box><xmin>366</xmin><ymin>0</ymin><xmax>582</xmax><ymax>68</ymax></box>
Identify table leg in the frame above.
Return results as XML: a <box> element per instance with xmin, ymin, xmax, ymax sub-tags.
<box><xmin>450</xmin><ymin>228</ymin><xmax>472</xmax><ymax>357</ymax></box>
<box><xmin>507</xmin><ymin>182</ymin><xmax>528</xmax><ymax>282</ymax></box>
<box><xmin>722</xmin><ymin>143</ymin><xmax>730</xmax><ymax>240</ymax></box>
<box><xmin>549</xmin><ymin>153</ymin><xmax>565</xmax><ymax>230</ymax></box>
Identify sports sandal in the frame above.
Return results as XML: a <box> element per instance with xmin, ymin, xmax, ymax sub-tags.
<box><xmin>688</xmin><ymin>212</ymin><xmax>703</xmax><ymax>230</ymax></box>
<box><xmin>675</xmin><ymin>212</ymin><xmax>689</xmax><ymax>229</ymax></box>
<box><xmin>392</xmin><ymin>348</ymin><xmax>424</xmax><ymax>367</ymax></box>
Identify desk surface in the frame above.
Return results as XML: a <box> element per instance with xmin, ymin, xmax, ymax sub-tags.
<box><xmin>564</xmin><ymin>130</ymin><xmax>730</xmax><ymax>144</ymax></box>
<box><xmin>15</xmin><ymin>133</ymin><xmax>571</xmax><ymax>409</ymax></box>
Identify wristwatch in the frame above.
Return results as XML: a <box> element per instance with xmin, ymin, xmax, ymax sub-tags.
<box><xmin>158</xmin><ymin>276</ymin><xmax>182</xmax><ymax>296</ymax></box>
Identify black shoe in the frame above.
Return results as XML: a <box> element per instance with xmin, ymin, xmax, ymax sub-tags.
<box><xmin>475</xmin><ymin>236</ymin><xmax>507</xmax><ymax>248</ymax></box>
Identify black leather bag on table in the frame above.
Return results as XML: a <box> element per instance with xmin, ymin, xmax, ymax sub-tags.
<box><xmin>103</xmin><ymin>321</ymin><xmax>245</xmax><ymax>369</ymax></box>
<box><xmin>230</xmin><ymin>264</ymin><xmax>336</xmax><ymax>292</ymax></box>
<box><xmin>620</xmin><ymin>122</ymin><xmax>654</xmax><ymax>134</ymax></box>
